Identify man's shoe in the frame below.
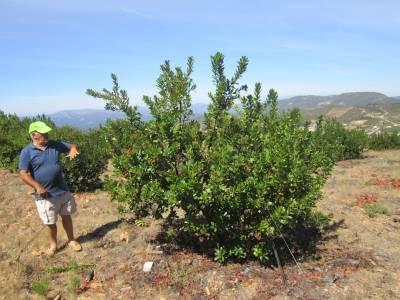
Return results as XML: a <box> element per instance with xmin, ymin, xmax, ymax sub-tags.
<box><xmin>68</xmin><ymin>240</ymin><xmax>82</xmax><ymax>252</ymax></box>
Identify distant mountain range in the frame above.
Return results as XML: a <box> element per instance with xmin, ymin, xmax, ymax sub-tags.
<box><xmin>42</xmin><ymin>92</ymin><xmax>400</xmax><ymax>131</ymax></box>
<box><xmin>47</xmin><ymin>103</ymin><xmax>209</xmax><ymax>130</ymax></box>
<box><xmin>279</xmin><ymin>92</ymin><xmax>396</xmax><ymax>110</ymax></box>
<box><xmin>49</xmin><ymin>109</ymin><xmax>125</xmax><ymax>130</ymax></box>
<box><xmin>279</xmin><ymin>92</ymin><xmax>400</xmax><ymax>133</ymax></box>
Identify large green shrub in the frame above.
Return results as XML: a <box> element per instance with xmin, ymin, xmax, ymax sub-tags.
<box><xmin>0</xmin><ymin>112</ymin><xmax>108</xmax><ymax>192</ymax></box>
<box><xmin>87</xmin><ymin>53</ymin><xmax>337</xmax><ymax>263</ymax></box>
<box><xmin>0</xmin><ymin>111</ymin><xmax>27</xmax><ymax>170</ymax></box>
<box><xmin>0</xmin><ymin>111</ymin><xmax>55</xmax><ymax>171</ymax></box>
<box><xmin>52</xmin><ymin>126</ymin><xmax>109</xmax><ymax>192</ymax></box>
<box><xmin>368</xmin><ymin>131</ymin><xmax>400</xmax><ymax>150</ymax></box>
<box><xmin>314</xmin><ymin>117</ymin><xmax>368</xmax><ymax>161</ymax></box>
<box><xmin>99</xmin><ymin>118</ymin><xmax>136</xmax><ymax>157</ymax></box>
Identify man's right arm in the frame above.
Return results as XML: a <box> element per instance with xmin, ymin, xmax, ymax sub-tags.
<box><xmin>19</xmin><ymin>170</ymin><xmax>47</xmax><ymax>198</ymax></box>
<box><xmin>18</xmin><ymin>148</ymin><xmax>47</xmax><ymax>198</ymax></box>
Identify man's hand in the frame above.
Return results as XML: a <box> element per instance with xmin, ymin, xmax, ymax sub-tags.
<box><xmin>66</xmin><ymin>145</ymin><xmax>80</xmax><ymax>160</ymax></box>
<box><xmin>35</xmin><ymin>184</ymin><xmax>48</xmax><ymax>198</ymax></box>
<box><xmin>20</xmin><ymin>170</ymin><xmax>48</xmax><ymax>198</ymax></box>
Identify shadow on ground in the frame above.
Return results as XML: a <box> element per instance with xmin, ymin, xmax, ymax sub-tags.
<box><xmin>76</xmin><ymin>219</ymin><xmax>123</xmax><ymax>244</ymax></box>
<box><xmin>153</xmin><ymin>217</ymin><xmax>345</xmax><ymax>267</ymax></box>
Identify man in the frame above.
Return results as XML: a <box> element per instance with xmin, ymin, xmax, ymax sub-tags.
<box><xmin>19</xmin><ymin>121</ymin><xmax>82</xmax><ymax>256</ymax></box>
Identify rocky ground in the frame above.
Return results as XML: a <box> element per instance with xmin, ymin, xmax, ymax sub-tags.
<box><xmin>0</xmin><ymin>150</ymin><xmax>400</xmax><ymax>299</ymax></box>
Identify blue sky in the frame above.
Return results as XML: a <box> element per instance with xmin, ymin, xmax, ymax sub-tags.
<box><xmin>0</xmin><ymin>0</ymin><xmax>399</xmax><ymax>115</ymax></box>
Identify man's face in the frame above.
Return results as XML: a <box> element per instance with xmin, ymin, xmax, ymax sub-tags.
<box><xmin>31</xmin><ymin>132</ymin><xmax>49</xmax><ymax>146</ymax></box>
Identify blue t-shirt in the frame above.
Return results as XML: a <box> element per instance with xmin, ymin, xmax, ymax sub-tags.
<box><xmin>19</xmin><ymin>140</ymin><xmax>71</xmax><ymax>198</ymax></box>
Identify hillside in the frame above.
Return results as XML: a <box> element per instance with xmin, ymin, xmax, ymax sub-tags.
<box><xmin>48</xmin><ymin>109</ymin><xmax>146</xmax><ymax>130</ymax></box>
<box><xmin>20</xmin><ymin>93</ymin><xmax>400</xmax><ymax>132</ymax></box>
<box><xmin>279</xmin><ymin>92</ymin><xmax>393</xmax><ymax>110</ymax></box>
<box><xmin>279</xmin><ymin>92</ymin><xmax>400</xmax><ymax>133</ymax></box>
<box><xmin>45</xmin><ymin>104</ymin><xmax>209</xmax><ymax>130</ymax></box>
<box><xmin>1</xmin><ymin>150</ymin><xmax>400</xmax><ymax>298</ymax></box>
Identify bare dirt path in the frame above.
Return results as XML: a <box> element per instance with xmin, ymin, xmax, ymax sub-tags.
<box><xmin>0</xmin><ymin>150</ymin><xmax>399</xmax><ymax>299</ymax></box>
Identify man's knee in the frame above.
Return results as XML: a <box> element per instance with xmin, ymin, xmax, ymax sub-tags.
<box><xmin>46</xmin><ymin>224</ymin><xmax>57</xmax><ymax>233</ymax></box>
<box><xmin>60</xmin><ymin>192</ymin><xmax>77</xmax><ymax>215</ymax></box>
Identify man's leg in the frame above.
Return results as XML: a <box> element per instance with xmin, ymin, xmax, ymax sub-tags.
<box><xmin>61</xmin><ymin>214</ymin><xmax>82</xmax><ymax>251</ymax></box>
<box><xmin>60</xmin><ymin>192</ymin><xmax>81</xmax><ymax>251</ymax></box>
<box><xmin>47</xmin><ymin>224</ymin><xmax>57</xmax><ymax>255</ymax></box>
<box><xmin>35</xmin><ymin>196</ymin><xmax>58</xmax><ymax>256</ymax></box>
<box><xmin>61</xmin><ymin>214</ymin><xmax>74</xmax><ymax>241</ymax></box>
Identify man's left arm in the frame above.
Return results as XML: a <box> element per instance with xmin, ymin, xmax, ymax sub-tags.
<box><xmin>66</xmin><ymin>144</ymin><xmax>80</xmax><ymax>160</ymax></box>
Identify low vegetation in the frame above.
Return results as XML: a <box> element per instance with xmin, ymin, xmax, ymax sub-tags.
<box><xmin>48</xmin><ymin>261</ymin><xmax>96</xmax><ymax>273</ymax></box>
<box><xmin>31</xmin><ymin>278</ymin><xmax>49</xmax><ymax>297</ymax></box>
<box><xmin>365</xmin><ymin>203</ymin><xmax>390</xmax><ymax>218</ymax></box>
<box><xmin>67</xmin><ymin>275</ymin><xmax>81</xmax><ymax>294</ymax></box>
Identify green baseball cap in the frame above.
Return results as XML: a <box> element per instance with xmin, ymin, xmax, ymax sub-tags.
<box><xmin>29</xmin><ymin>121</ymin><xmax>52</xmax><ymax>134</ymax></box>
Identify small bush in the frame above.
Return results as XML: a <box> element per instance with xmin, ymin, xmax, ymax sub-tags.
<box><xmin>309</xmin><ymin>211</ymin><xmax>331</xmax><ymax>227</ymax></box>
<box><xmin>68</xmin><ymin>275</ymin><xmax>81</xmax><ymax>294</ymax></box>
<box><xmin>343</xmin><ymin>128</ymin><xmax>369</xmax><ymax>159</ymax></box>
<box><xmin>31</xmin><ymin>278</ymin><xmax>49</xmax><ymax>297</ymax></box>
<box><xmin>365</xmin><ymin>203</ymin><xmax>389</xmax><ymax>218</ymax></box>
<box><xmin>48</xmin><ymin>261</ymin><xmax>95</xmax><ymax>273</ymax></box>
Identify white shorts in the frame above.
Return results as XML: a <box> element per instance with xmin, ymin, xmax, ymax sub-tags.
<box><xmin>33</xmin><ymin>192</ymin><xmax>77</xmax><ymax>225</ymax></box>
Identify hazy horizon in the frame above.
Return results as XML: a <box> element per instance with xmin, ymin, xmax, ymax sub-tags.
<box><xmin>5</xmin><ymin>91</ymin><xmax>398</xmax><ymax>118</ymax></box>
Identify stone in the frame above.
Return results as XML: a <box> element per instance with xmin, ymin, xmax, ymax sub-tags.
<box><xmin>313</xmin><ymin>267</ymin><xmax>323</xmax><ymax>273</ymax></box>
<box><xmin>183</xmin><ymin>259</ymin><xmax>193</xmax><ymax>265</ymax></box>
<box><xmin>148</xmin><ymin>250</ymin><xmax>163</xmax><ymax>255</ymax></box>
<box><xmin>143</xmin><ymin>261</ymin><xmax>153</xmax><ymax>272</ymax></box>
<box><xmin>85</xmin><ymin>270</ymin><xmax>94</xmax><ymax>282</ymax></box>
<box><xmin>322</xmin><ymin>273</ymin><xmax>340</xmax><ymax>284</ymax></box>
<box><xmin>331</xmin><ymin>259</ymin><xmax>360</xmax><ymax>267</ymax></box>
<box><xmin>240</xmin><ymin>267</ymin><xmax>252</xmax><ymax>275</ymax></box>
